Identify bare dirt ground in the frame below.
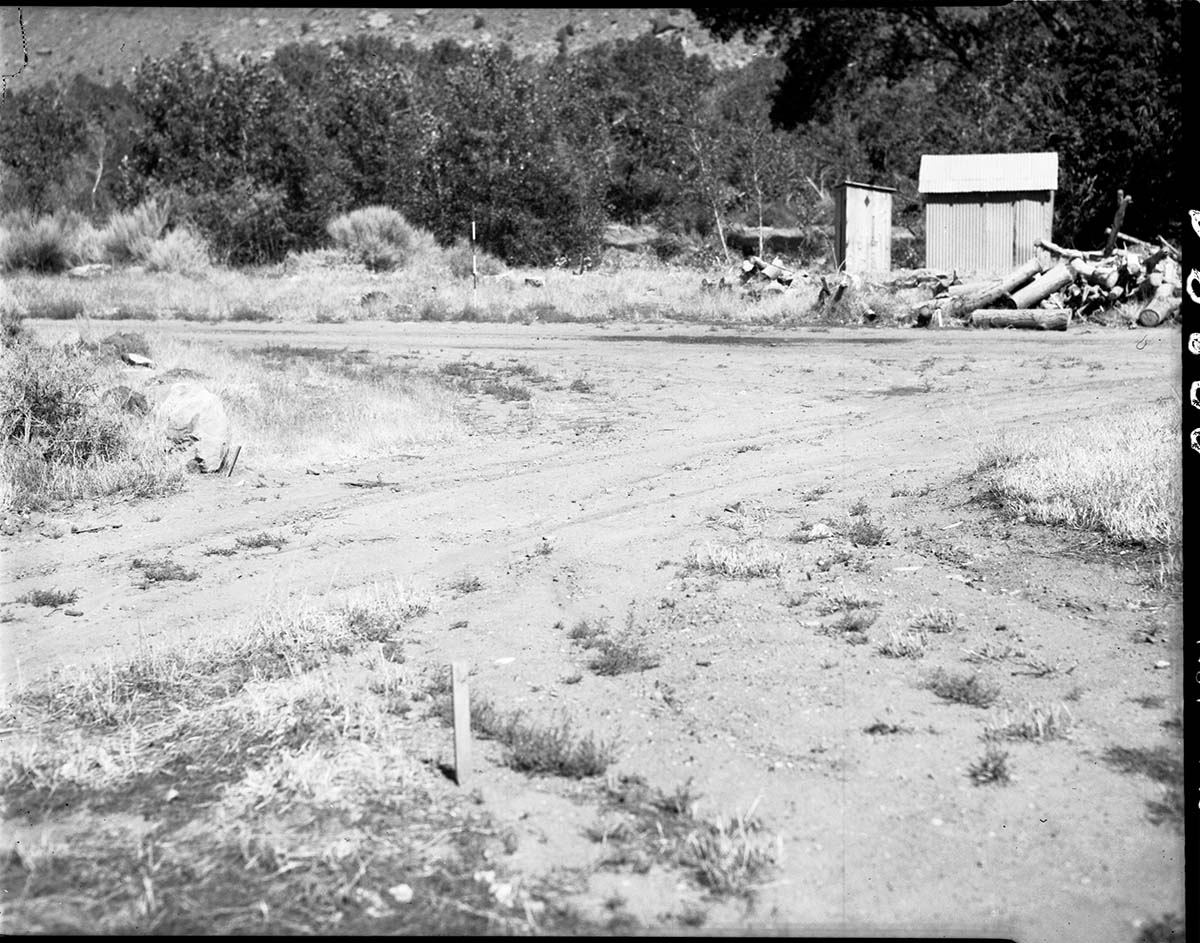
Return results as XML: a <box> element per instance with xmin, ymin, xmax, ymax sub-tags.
<box><xmin>2</xmin><ymin>319</ymin><xmax>1183</xmax><ymax>940</ymax></box>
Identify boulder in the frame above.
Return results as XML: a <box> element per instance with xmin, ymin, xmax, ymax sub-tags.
<box><xmin>153</xmin><ymin>381</ymin><xmax>231</xmax><ymax>473</ymax></box>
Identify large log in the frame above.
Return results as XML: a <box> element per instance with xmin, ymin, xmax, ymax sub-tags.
<box><xmin>940</xmin><ymin>257</ymin><xmax>1042</xmax><ymax>319</ymax></box>
<box><xmin>971</xmin><ymin>308</ymin><xmax>1070</xmax><ymax>330</ymax></box>
<box><xmin>1010</xmin><ymin>262</ymin><xmax>1074</xmax><ymax>309</ymax></box>
<box><xmin>1137</xmin><ymin>285</ymin><xmax>1180</xmax><ymax>327</ymax></box>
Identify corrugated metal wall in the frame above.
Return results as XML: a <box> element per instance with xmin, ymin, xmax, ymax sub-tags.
<box><xmin>925</xmin><ymin>191</ymin><xmax>1053</xmax><ymax>275</ymax></box>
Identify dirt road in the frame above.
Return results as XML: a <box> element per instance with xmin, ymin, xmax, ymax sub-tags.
<box><xmin>2</xmin><ymin>320</ymin><xmax>1183</xmax><ymax>939</ymax></box>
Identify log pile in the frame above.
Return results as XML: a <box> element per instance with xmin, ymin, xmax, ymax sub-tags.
<box><xmin>917</xmin><ymin>231</ymin><xmax>1182</xmax><ymax>330</ymax></box>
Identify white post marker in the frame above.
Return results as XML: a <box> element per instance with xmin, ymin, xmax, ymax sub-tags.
<box><xmin>451</xmin><ymin>661</ymin><xmax>471</xmax><ymax>785</ymax></box>
<box><xmin>471</xmin><ymin>220</ymin><xmax>478</xmax><ymax>295</ymax></box>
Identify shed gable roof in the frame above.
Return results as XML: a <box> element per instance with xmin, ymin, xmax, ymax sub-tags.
<box><xmin>918</xmin><ymin>152</ymin><xmax>1058</xmax><ymax>194</ymax></box>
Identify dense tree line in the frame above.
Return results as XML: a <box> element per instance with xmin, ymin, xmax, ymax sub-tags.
<box><xmin>0</xmin><ymin>2</ymin><xmax>1181</xmax><ymax>267</ymax></box>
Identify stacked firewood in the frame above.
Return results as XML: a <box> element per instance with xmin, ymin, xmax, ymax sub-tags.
<box><xmin>917</xmin><ymin>232</ymin><xmax>1182</xmax><ymax>331</ymax></box>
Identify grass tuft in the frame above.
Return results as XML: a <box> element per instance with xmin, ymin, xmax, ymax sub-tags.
<box><xmin>910</xmin><ymin>607</ymin><xmax>959</xmax><ymax>633</ymax></box>
<box><xmin>845</xmin><ymin>517</ymin><xmax>887</xmax><ymax>547</ymax></box>
<box><xmin>877</xmin><ymin>630</ymin><xmax>927</xmax><ymax>658</ymax></box>
<box><xmin>968</xmin><ymin>746</ymin><xmax>1012</xmax><ymax>786</ymax></box>
<box><xmin>984</xmin><ymin>702</ymin><xmax>1073</xmax><ymax>742</ymax></box>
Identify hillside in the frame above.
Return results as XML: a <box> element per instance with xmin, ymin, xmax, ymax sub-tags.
<box><xmin>0</xmin><ymin>6</ymin><xmax>762</xmax><ymax>89</ymax></box>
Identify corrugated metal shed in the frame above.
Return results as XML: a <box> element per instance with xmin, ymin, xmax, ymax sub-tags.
<box><xmin>918</xmin><ymin>152</ymin><xmax>1058</xmax><ymax>275</ymax></box>
<box><xmin>918</xmin><ymin>152</ymin><xmax>1058</xmax><ymax>194</ymax></box>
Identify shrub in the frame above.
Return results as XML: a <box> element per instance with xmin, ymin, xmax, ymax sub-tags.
<box><xmin>327</xmin><ymin>206</ymin><xmax>432</xmax><ymax>272</ymax></box>
<box><xmin>143</xmin><ymin>227</ymin><xmax>212</xmax><ymax>275</ymax></box>
<box><xmin>445</xmin><ymin>237</ymin><xmax>506</xmax><ymax>279</ymax></box>
<box><xmin>0</xmin><ymin>342</ymin><xmax>123</xmax><ymax>464</ymax></box>
<box><xmin>0</xmin><ymin>214</ymin><xmax>75</xmax><ymax>274</ymax></box>
<box><xmin>924</xmin><ymin>668</ymin><xmax>1000</xmax><ymax>708</ymax></box>
<box><xmin>102</xmin><ymin>198</ymin><xmax>171</xmax><ymax>264</ymax></box>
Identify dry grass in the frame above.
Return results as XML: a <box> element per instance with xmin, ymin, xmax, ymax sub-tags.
<box><xmin>968</xmin><ymin>746</ymin><xmax>1013</xmax><ymax>786</ymax></box>
<box><xmin>0</xmin><ymin>584</ymin><xmax>568</xmax><ymax>934</ymax></box>
<box><xmin>976</xmin><ymin>401</ymin><xmax>1181</xmax><ymax>553</ymax></box>
<box><xmin>984</xmin><ymin>702</ymin><xmax>1074</xmax><ymax>742</ymax></box>
<box><xmin>5</xmin><ymin>255</ymin><xmax>825</xmax><ymax>328</ymax></box>
<box><xmin>684</xmin><ymin>542</ymin><xmax>787</xmax><ymax>579</ymax></box>
<box><xmin>15</xmin><ymin>588</ymin><xmax>79</xmax><ymax>608</ymax></box>
<box><xmin>877</xmin><ymin>630</ymin><xmax>927</xmax><ymax>658</ymax></box>
<box><xmin>145</xmin><ymin>334</ymin><xmax>465</xmax><ymax>471</ymax></box>
<box><xmin>910</xmin><ymin>607</ymin><xmax>959</xmax><ymax>633</ymax></box>
<box><xmin>587</xmin><ymin>776</ymin><xmax>781</xmax><ymax>898</ymax></box>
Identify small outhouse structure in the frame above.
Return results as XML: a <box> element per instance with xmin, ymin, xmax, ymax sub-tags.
<box><xmin>833</xmin><ymin>180</ymin><xmax>896</xmax><ymax>276</ymax></box>
<box><xmin>918</xmin><ymin>152</ymin><xmax>1058</xmax><ymax>275</ymax></box>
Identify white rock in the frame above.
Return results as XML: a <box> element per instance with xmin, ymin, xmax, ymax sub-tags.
<box><xmin>153</xmin><ymin>381</ymin><xmax>231</xmax><ymax>473</ymax></box>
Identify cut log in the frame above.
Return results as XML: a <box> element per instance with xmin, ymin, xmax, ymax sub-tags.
<box><xmin>939</xmin><ymin>257</ymin><xmax>1042</xmax><ymax>319</ymax></box>
<box><xmin>945</xmin><ymin>279</ymin><xmax>996</xmax><ymax>297</ymax></box>
<box><xmin>1137</xmin><ymin>284</ymin><xmax>1179</xmax><ymax>327</ymax></box>
<box><xmin>1103</xmin><ymin>190</ymin><xmax>1133</xmax><ymax>256</ymax></box>
<box><xmin>1009</xmin><ymin>263</ymin><xmax>1075</xmax><ymax>309</ymax></box>
<box><xmin>971</xmin><ymin>308</ymin><xmax>1070</xmax><ymax>330</ymax></box>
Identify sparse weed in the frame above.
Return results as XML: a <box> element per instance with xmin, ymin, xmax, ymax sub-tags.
<box><xmin>202</xmin><ymin>546</ymin><xmax>238</xmax><ymax>557</ymax></box>
<box><xmin>569</xmin><ymin>377</ymin><xmax>595</xmax><ymax>393</ymax></box>
<box><xmin>588</xmin><ymin>635</ymin><xmax>660</xmax><ymax>676</ymax></box>
<box><xmin>968</xmin><ymin>746</ymin><xmax>1013</xmax><ymax>785</ymax></box>
<box><xmin>877</xmin><ymin>631</ymin><xmax>927</xmax><ymax>658</ymax></box>
<box><xmin>16</xmin><ymin>588</ymin><xmax>78</xmax><ymax>608</ymax></box>
<box><xmin>567</xmin><ymin>618</ymin><xmax>609</xmax><ymax>648</ymax></box>
<box><xmin>1101</xmin><ymin>745</ymin><xmax>1182</xmax><ymax>784</ymax></box>
<box><xmin>961</xmin><ymin>642</ymin><xmax>1022</xmax><ymax>664</ymax></box>
<box><xmin>848</xmin><ymin>498</ymin><xmax>870</xmax><ymax>517</ymax></box>
<box><xmin>984</xmin><ymin>702</ymin><xmax>1073</xmax><ymax>741</ymax></box>
<box><xmin>449</xmin><ymin>574</ymin><xmax>483</xmax><ymax>594</ymax></box>
<box><xmin>130</xmin><ymin>557</ymin><xmax>198</xmax><ymax>586</ymax></box>
<box><xmin>235</xmin><ymin>531</ymin><xmax>288</xmax><ymax>551</ymax></box>
<box><xmin>910</xmin><ymin>607</ymin><xmax>959</xmax><ymax>633</ymax></box>
<box><xmin>795</xmin><ymin>485</ymin><xmax>830</xmax><ymax>502</ymax></box>
<box><xmin>815</xmin><ymin>549</ymin><xmax>853</xmax><ymax>571</ymax></box>
<box><xmin>924</xmin><ymin>668</ymin><xmax>1000</xmax><ymax>708</ymax></box>
<box><xmin>481</xmin><ymin>380</ymin><xmax>531</xmax><ymax>402</ymax></box>
<box><xmin>816</xmin><ymin>592</ymin><xmax>878</xmax><ymax>615</ymax></box>
<box><xmin>846</xmin><ymin>517</ymin><xmax>887</xmax><ymax>547</ymax></box>
<box><xmin>863</xmin><ymin>720</ymin><xmax>909</xmax><ymax>735</ymax></box>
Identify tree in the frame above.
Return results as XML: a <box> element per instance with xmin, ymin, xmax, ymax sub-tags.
<box><xmin>0</xmin><ymin>83</ymin><xmax>88</xmax><ymax>214</ymax></box>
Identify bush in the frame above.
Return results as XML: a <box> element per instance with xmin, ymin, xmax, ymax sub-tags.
<box><xmin>102</xmin><ymin>198</ymin><xmax>171</xmax><ymax>264</ymax></box>
<box><xmin>143</xmin><ymin>227</ymin><xmax>212</xmax><ymax>275</ymax></box>
<box><xmin>327</xmin><ymin>206</ymin><xmax>433</xmax><ymax>272</ymax></box>
<box><xmin>444</xmin><ymin>237</ymin><xmax>506</xmax><ymax>279</ymax></box>
<box><xmin>0</xmin><ymin>213</ymin><xmax>76</xmax><ymax>274</ymax></box>
<box><xmin>1</xmin><ymin>341</ymin><xmax>123</xmax><ymax>464</ymax></box>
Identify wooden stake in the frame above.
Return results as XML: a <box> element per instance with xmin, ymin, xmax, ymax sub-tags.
<box><xmin>225</xmin><ymin>445</ymin><xmax>241</xmax><ymax>477</ymax></box>
<box><xmin>451</xmin><ymin>661</ymin><xmax>471</xmax><ymax>786</ymax></box>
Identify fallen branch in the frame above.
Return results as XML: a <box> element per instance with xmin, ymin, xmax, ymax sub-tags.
<box><xmin>1035</xmin><ymin>238</ymin><xmax>1104</xmax><ymax>261</ymax></box>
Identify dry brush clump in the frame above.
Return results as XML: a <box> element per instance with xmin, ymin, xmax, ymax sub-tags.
<box><xmin>983</xmin><ymin>702</ymin><xmax>1074</xmax><ymax>742</ymax></box>
<box><xmin>0</xmin><ymin>334</ymin><xmax>184</xmax><ymax>511</ymax></box>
